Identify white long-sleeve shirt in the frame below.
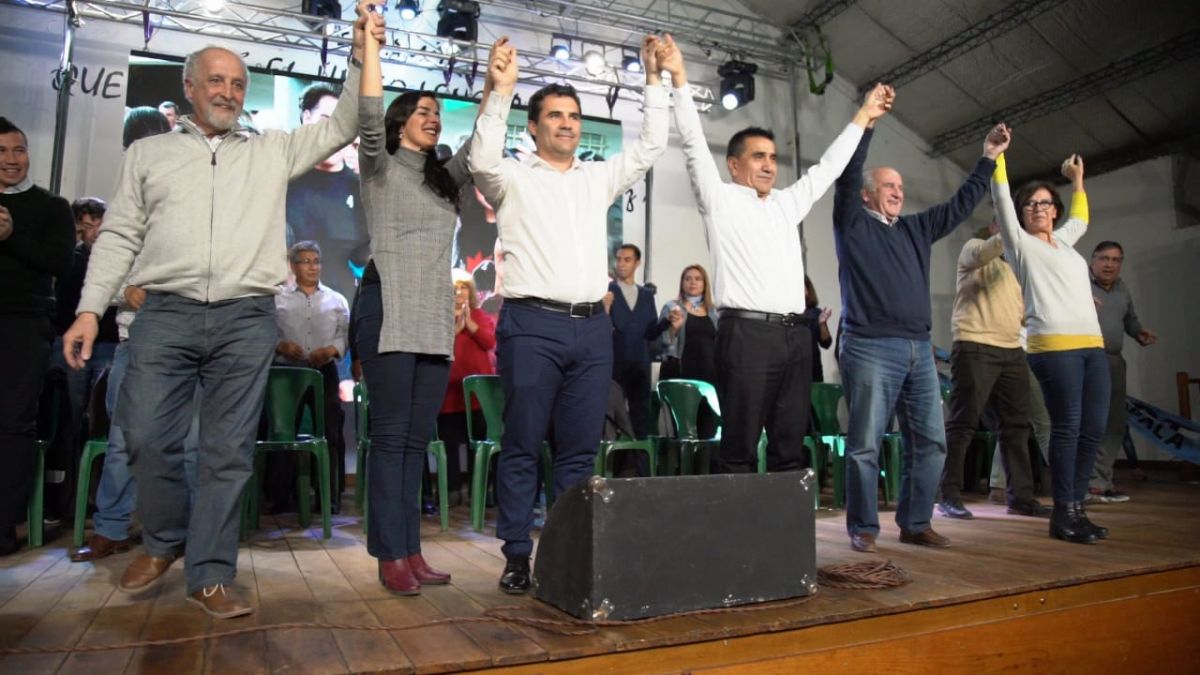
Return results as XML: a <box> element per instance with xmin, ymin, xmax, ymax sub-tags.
<box><xmin>468</xmin><ymin>88</ymin><xmax>669</xmax><ymax>303</ymax></box>
<box><xmin>274</xmin><ymin>282</ymin><xmax>350</xmax><ymax>363</ymax></box>
<box><xmin>672</xmin><ymin>85</ymin><xmax>864</xmax><ymax>314</ymax></box>
<box><xmin>992</xmin><ymin>154</ymin><xmax>1102</xmax><ymax>353</ymax></box>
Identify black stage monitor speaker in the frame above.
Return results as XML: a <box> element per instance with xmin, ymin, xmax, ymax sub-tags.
<box><xmin>533</xmin><ymin>470</ymin><xmax>817</xmax><ymax>621</ymax></box>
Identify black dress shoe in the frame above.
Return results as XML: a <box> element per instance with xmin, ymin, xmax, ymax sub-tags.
<box><xmin>499</xmin><ymin>556</ymin><xmax>531</xmax><ymax>595</ymax></box>
<box><xmin>936</xmin><ymin>499</ymin><xmax>974</xmax><ymax>520</ymax></box>
<box><xmin>1074</xmin><ymin>501</ymin><xmax>1108</xmax><ymax>539</ymax></box>
<box><xmin>1006</xmin><ymin>500</ymin><xmax>1051</xmax><ymax>518</ymax></box>
<box><xmin>1049</xmin><ymin>503</ymin><xmax>1096</xmax><ymax>544</ymax></box>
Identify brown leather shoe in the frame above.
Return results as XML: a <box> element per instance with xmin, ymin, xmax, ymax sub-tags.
<box><xmin>187</xmin><ymin>584</ymin><xmax>254</xmax><ymax>619</ymax></box>
<box><xmin>70</xmin><ymin>534</ymin><xmax>131</xmax><ymax>562</ymax></box>
<box><xmin>850</xmin><ymin>532</ymin><xmax>877</xmax><ymax>553</ymax></box>
<box><xmin>899</xmin><ymin>528</ymin><xmax>951</xmax><ymax>547</ymax></box>
<box><xmin>378</xmin><ymin>559</ymin><xmax>420</xmax><ymax>596</ymax></box>
<box><xmin>118</xmin><ymin>554</ymin><xmax>176</xmax><ymax>592</ymax></box>
<box><xmin>406</xmin><ymin>553</ymin><xmax>451</xmax><ymax>585</ymax></box>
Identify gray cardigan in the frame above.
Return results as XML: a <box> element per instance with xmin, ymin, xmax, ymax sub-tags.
<box><xmin>658</xmin><ymin>299</ymin><xmax>719</xmax><ymax>360</ymax></box>
<box><xmin>358</xmin><ymin>96</ymin><xmax>470</xmax><ymax>356</ymax></box>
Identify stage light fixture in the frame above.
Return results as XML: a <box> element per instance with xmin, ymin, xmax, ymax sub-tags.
<box><xmin>436</xmin><ymin>0</ymin><xmax>480</xmax><ymax>43</ymax></box>
<box><xmin>396</xmin><ymin>0</ymin><xmax>419</xmax><ymax>21</ymax></box>
<box><xmin>621</xmin><ymin>52</ymin><xmax>642</xmax><ymax>73</ymax></box>
<box><xmin>718</xmin><ymin>59</ymin><xmax>757</xmax><ymax>110</ymax></box>
<box><xmin>201</xmin><ymin>0</ymin><xmax>226</xmax><ymax>13</ymax></box>
<box><xmin>302</xmin><ymin>0</ymin><xmax>341</xmax><ymax>20</ymax></box>
<box><xmin>583</xmin><ymin>49</ymin><xmax>607</xmax><ymax>76</ymax></box>
<box><xmin>549</xmin><ymin>35</ymin><xmax>571</xmax><ymax>62</ymax></box>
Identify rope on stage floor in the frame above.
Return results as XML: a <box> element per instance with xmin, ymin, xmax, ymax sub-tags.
<box><xmin>0</xmin><ymin>561</ymin><xmax>910</xmax><ymax>655</ymax></box>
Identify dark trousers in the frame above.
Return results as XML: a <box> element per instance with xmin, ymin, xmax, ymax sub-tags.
<box><xmin>264</xmin><ymin>361</ymin><xmax>347</xmax><ymax>510</ymax></box>
<box><xmin>495</xmin><ymin>303</ymin><xmax>612</xmax><ymax>559</ymax></box>
<box><xmin>355</xmin><ymin>283</ymin><xmax>450</xmax><ymax>560</ymax></box>
<box><xmin>120</xmin><ymin>293</ymin><xmax>276</xmax><ymax>594</ymax></box>
<box><xmin>940</xmin><ymin>341</ymin><xmax>1035</xmax><ymax>504</ymax></box>
<box><xmin>612</xmin><ymin>360</ymin><xmax>651</xmax><ymax>476</ymax></box>
<box><xmin>0</xmin><ymin>314</ymin><xmax>53</xmax><ymax>534</ymax></box>
<box><xmin>715</xmin><ymin>316</ymin><xmax>812</xmax><ymax>473</ymax></box>
<box><xmin>438</xmin><ymin>409</ymin><xmax>485</xmax><ymax>493</ymax></box>
<box><xmin>1027</xmin><ymin>348</ymin><xmax>1110</xmax><ymax>505</ymax></box>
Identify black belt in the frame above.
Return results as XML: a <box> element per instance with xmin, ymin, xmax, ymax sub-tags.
<box><xmin>508</xmin><ymin>296</ymin><xmax>606</xmax><ymax>318</ymax></box>
<box><xmin>724</xmin><ymin>308</ymin><xmax>809</xmax><ymax>327</ymax></box>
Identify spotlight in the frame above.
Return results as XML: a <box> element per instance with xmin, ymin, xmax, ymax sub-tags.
<box><xmin>302</xmin><ymin>0</ymin><xmax>341</xmax><ymax>20</ymax></box>
<box><xmin>718</xmin><ymin>59</ymin><xmax>757</xmax><ymax>110</ymax></box>
<box><xmin>436</xmin><ymin>0</ymin><xmax>480</xmax><ymax>43</ymax></box>
<box><xmin>201</xmin><ymin>0</ymin><xmax>225</xmax><ymax>13</ymax></box>
<box><xmin>583</xmin><ymin>49</ymin><xmax>607</xmax><ymax>76</ymax></box>
<box><xmin>396</xmin><ymin>0</ymin><xmax>419</xmax><ymax>21</ymax></box>
<box><xmin>549</xmin><ymin>35</ymin><xmax>571</xmax><ymax>61</ymax></box>
<box><xmin>621</xmin><ymin>52</ymin><xmax>642</xmax><ymax>73</ymax></box>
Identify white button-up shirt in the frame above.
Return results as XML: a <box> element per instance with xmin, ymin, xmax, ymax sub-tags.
<box><xmin>274</xmin><ymin>281</ymin><xmax>350</xmax><ymax>364</ymax></box>
<box><xmin>469</xmin><ymin>88</ymin><xmax>669</xmax><ymax>303</ymax></box>
<box><xmin>672</xmin><ymin>86</ymin><xmax>864</xmax><ymax>314</ymax></box>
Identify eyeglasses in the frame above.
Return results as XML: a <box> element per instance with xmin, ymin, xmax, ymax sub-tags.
<box><xmin>1021</xmin><ymin>199</ymin><xmax>1055</xmax><ymax>212</ymax></box>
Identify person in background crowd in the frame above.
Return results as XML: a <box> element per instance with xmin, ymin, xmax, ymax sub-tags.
<box><xmin>658</xmin><ymin>264</ymin><xmax>719</xmax><ymax>439</ymax></box>
<box><xmin>802</xmin><ymin>276</ymin><xmax>833</xmax><ymax>383</ymax></box>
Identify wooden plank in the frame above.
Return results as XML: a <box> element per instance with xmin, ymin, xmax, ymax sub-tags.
<box><xmin>122</xmin><ymin>563</ymin><xmax>209</xmax><ymax>675</ymax></box>
<box><xmin>320</xmin><ymin>599</ymin><xmax>412</xmax><ymax>674</ymax></box>
<box><xmin>202</xmin><ymin>545</ymin><xmax>267</xmax><ymax>675</ymax></box>
<box><xmin>368</xmin><ymin>595</ymin><xmax>493</xmax><ymax>673</ymax></box>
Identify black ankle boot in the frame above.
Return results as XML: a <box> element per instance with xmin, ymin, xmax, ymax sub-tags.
<box><xmin>1074</xmin><ymin>501</ymin><xmax>1108</xmax><ymax>539</ymax></box>
<box><xmin>1050</xmin><ymin>502</ymin><xmax>1097</xmax><ymax>544</ymax></box>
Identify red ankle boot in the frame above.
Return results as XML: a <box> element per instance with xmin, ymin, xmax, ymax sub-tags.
<box><xmin>406</xmin><ymin>552</ymin><xmax>451</xmax><ymax>585</ymax></box>
<box><xmin>378</xmin><ymin>558</ymin><xmax>420</xmax><ymax>595</ymax></box>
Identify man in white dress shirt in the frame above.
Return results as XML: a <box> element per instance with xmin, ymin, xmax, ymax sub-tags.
<box><xmin>469</xmin><ymin>36</ymin><xmax>668</xmax><ymax>594</ymax></box>
<box><xmin>657</xmin><ymin>34</ymin><xmax>893</xmax><ymax>474</ymax></box>
<box><xmin>273</xmin><ymin>240</ymin><xmax>350</xmax><ymax>510</ymax></box>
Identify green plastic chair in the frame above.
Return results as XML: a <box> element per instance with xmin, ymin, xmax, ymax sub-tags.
<box><xmin>27</xmin><ymin>386</ymin><xmax>61</xmax><ymax>549</ymax></box>
<box><xmin>813</xmin><ymin>383</ymin><xmax>900</xmax><ymax>507</ymax></box>
<box><xmin>463</xmin><ymin>375</ymin><xmax>554</xmax><ymax>532</ymax></box>
<box><xmin>242</xmin><ymin>367</ymin><xmax>332</xmax><ymax>539</ymax></box>
<box><xmin>353</xmin><ymin>381</ymin><xmax>370</xmax><ymax>511</ymax></box>
<box><xmin>73</xmin><ymin>437</ymin><xmax>108</xmax><ymax>548</ymax></box>
<box><xmin>655</xmin><ymin>379</ymin><xmax>724</xmax><ymax>474</ymax></box>
<box><xmin>594</xmin><ymin>437</ymin><xmax>658</xmax><ymax>477</ymax></box>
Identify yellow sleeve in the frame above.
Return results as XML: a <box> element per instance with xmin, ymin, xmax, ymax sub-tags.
<box><xmin>993</xmin><ymin>153</ymin><xmax>1009</xmax><ymax>185</ymax></box>
<box><xmin>1069</xmin><ymin>190</ymin><xmax>1089</xmax><ymax>223</ymax></box>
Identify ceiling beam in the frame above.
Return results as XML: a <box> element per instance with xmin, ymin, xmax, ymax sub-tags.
<box><xmin>1012</xmin><ymin>126</ymin><xmax>1200</xmax><ymax>186</ymax></box>
<box><xmin>931</xmin><ymin>29</ymin><xmax>1200</xmax><ymax>156</ymax></box>
<box><xmin>856</xmin><ymin>0</ymin><xmax>1066</xmax><ymax>96</ymax></box>
<box><xmin>789</xmin><ymin>0</ymin><xmax>858</xmax><ymax>30</ymax></box>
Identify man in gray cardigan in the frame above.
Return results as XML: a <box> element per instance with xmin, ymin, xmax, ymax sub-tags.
<box><xmin>62</xmin><ymin>5</ymin><xmax>382</xmax><ymax>619</ymax></box>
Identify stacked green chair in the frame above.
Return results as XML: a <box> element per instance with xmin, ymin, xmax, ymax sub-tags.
<box><xmin>242</xmin><ymin>367</ymin><xmax>332</xmax><ymax>539</ymax></box>
<box><xmin>26</xmin><ymin>386</ymin><xmax>62</xmax><ymax>549</ymax></box>
<box><xmin>351</xmin><ymin>381</ymin><xmax>450</xmax><ymax>534</ymax></box>
<box><xmin>594</xmin><ymin>437</ymin><xmax>658</xmax><ymax>477</ymax></box>
<box><xmin>73</xmin><ymin>435</ymin><xmax>109</xmax><ymax>548</ymax></box>
<box><xmin>463</xmin><ymin>375</ymin><xmax>553</xmax><ymax>532</ymax></box>
<box><xmin>938</xmin><ymin>382</ymin><xmax>998</xmax><ymax>495</ymax></box>
<box><xmin>655</xmin><ymin>379</ymin><xmax>724</xmax><ymax>475</ymax></box>
<box><xmin>813</xmin><ymin>383</ymin><xmax>901</xmax><ymax>507</ymax></box>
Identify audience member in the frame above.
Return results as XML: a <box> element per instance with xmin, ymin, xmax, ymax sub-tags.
<box><xmin>607</xmin><ymin>243</ymin><xmax>660</xmax><ymax>456</ymax></box>
<box><xmin>658</xmin><ymin>263</ymin><xmax>719</xmax><ymax>438</ymax></box>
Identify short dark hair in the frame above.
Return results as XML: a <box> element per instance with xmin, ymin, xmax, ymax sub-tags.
<box><xmin>528</xmin><ymin>83</ymin><xmax>581</xmax><ymax>125</ymax></box>
<box><xmin>72</xmin><ymin>197</ymin><xmax>107</xmax><ymax>222</ymax></box>
<box><xmin>122</xmin><ymin>106</ymin><xmax>171</xmax><ymax>149</ymax></box>
<box><xmin>159</xmin><ymin>101</ymin><xmax>178</xmax><ymax>112</ymax></box>
<box><xmin>1013</xmin><ymin>181</ymin><xmax>1065</xmax><ymax>231</ymax></box>
<box><xmin>1093</xmin><ymin>240</ymin><xmax>1124</xmax><ymax>256</ymax></box>
<box><xmin>727</xmin><ymin>126</ymin><xmax>774</xmax><ymax>158</ymax></box>
<box><xmin>289</xmin><ymin>240</ymin><xmax>322</xmax><ymax>262</ymax></box>
<box><xmin>617</xmin><ymin>243</ymin><xmax>641</xmax><ymax>261</ymax></box>
<box><xmin>0</xmin><ymin>116</ymin><xmax>28</xmax><ymax>145</ymax></box>
<box><xmin>299</xmin><ymin>82</ymin><xmax>341</xmax><ymax>114</ymax></box>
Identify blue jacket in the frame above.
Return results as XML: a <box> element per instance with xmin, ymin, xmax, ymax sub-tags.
<box><xmin>833</xmin><ymin>128</ymin><xmax>994</xmax><ymax>341</ymax></box>
<box><xmin>609</xmin><ymin>281</ymin><xmax>664</xmax><ymax>363</ymax></box>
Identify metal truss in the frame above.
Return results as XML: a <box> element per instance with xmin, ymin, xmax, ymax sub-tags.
<box><xmin>931</xmin><ymin>28</ymin><xmax>1200</xmax><ymax>156</ymax></box>
<box><xmin>1013</xmin><ymin>124</ymin><xmax>1200</xmax><ymax>186</ymax></box>
<box><xmin>476</xmin><ymin>0</ymin><xmax>801</xmax><ymax>70</ymax></box>
<box><xmin>856</xmin><ymin>0</ymin><xmax>1065</xmax><ymax>96</ymax></box>
<box><xmin>4</xmin><ymin>0</ymin><xmax>715</xmax><ymax>107</ymax></box>
<box><xmin>788</xmin><ymin>0</ymin><xmax>856</xmax><ymax>31</ymax></box>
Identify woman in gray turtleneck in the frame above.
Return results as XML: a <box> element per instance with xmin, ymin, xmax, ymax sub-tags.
<box><xmin>353</xmin><ymin>27</ymin><xmax>489</xmax><ymax>595</ymax></box>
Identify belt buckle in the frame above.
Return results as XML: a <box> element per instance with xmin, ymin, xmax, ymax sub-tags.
<box><xmin>781</xmin><ymin>313</ymin><xmax>798</xmax><ymax>327</ymax></box>
<box><xmin>568</xmin><ymin>302</ymin><xmax>591</xmax><ymax>319</ymax></box>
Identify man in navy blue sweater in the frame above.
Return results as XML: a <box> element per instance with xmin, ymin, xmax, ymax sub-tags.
<box><xmin>606</xmin><ymin>243</ymin><xmax>664</xmax><ymax>474</ymax></box>
<box><xmin>834</xmin><ymin>122</ymin><xmax>1008</xmax><ymax>553</ymax></box>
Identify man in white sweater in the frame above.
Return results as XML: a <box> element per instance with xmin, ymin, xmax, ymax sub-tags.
<box><xmin>62</xmin><ymin>5</ymin><xmax>381</xmax><ymax>618</ymax></box>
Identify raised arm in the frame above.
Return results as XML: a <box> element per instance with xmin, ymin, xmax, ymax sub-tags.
<box><xmin>990</xmin><ymin>145</ymin><xmax>1023</xmax><ymax>257</ymax></box>
<box><xmin>659</xmin><ymin>34</ymin><xmax>722</xmax><ymax>210</ymax></box>
<box><xmin>833</xmin><ymin>129</ymin><xmax>873</xmax><ymax>228</ymax></box>
<box><xmin>959</xmin><ymin>233</ymin><xmax>1004</xmax><ymax>271</ymax></box>
<box><xmin>1054</xmin><ymin>154</ymin><xmax>1090</xmax><ymax>247</ymax></box>
<box><xmin>357</xmin><ymin>2</ymin><xmax>386</xmax><ymax>180</ymax></box>
<box><xmin>468</xmin><ymin>37</ymin><xmax>519</xmax><ymax>206</ymax></box>
<box><xmin>284</xmin><ymin>2</ymin><xmax>381</xmax><ymax>178</ymax></box>
<box><xmin>602</xmin><ymin>35</ymin><xmax>669</xmax><ymax>202</ymax></box>
<box><xmin>919</xmin><ymin>123</ymin><xmax>1006</xmax><ymax>241</ymax></box>
<box><xmin>778</xmin><ymin>84</ymin><xmax>891</xmax><ymax>219</ymax></box>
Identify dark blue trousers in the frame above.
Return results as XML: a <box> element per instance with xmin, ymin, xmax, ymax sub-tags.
<box><xmin>355</xmin><ymin>283</ymin><xmax>450</xmax><ymax>560</ymax></box>
<box><xmin>495</xmin><ymin>303</ymin><xmax>612</xmax><ymax>558</ymax></box>
<box><xmin>1027</xmin><ymin>348</ymin><xmax>1110</xmax><ymax>505</ymax></box>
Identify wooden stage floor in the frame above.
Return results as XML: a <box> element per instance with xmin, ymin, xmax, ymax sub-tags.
<box><xmin>2</xmin><ymin>470</ymin><xmax>1198</xmax><ymax>674</ymax></box>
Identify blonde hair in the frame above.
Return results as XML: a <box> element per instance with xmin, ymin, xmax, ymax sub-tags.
<box><xmin>452</xmin><ymin>268</ymin><xmax>479</xmax><ymax>309</ymax></box>
<box><xmin>677</xmin><ymin>264</ymin><xmax>714</xmax><ymax>314</ymax></box>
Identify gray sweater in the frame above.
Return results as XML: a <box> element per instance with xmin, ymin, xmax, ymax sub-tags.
<box><xmin>79</xmin><ymin>63</ymin><xmax>362</xmax><ymax>316</ymax></box>
<box><xmin>358</xmin><ymin>96</ymin><xmax>471</xmax><ymax>356</ymax></box>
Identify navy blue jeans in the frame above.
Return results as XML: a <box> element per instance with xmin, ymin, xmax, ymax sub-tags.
<box><xmin>354</xmin><ymin>283</ymin><xmax>449</xmax><ymax>560</ymax></box>
<box><xmin>840</xmin><ymin>335</ymin><xmax>947</xmax><ymax>536</ymax></box>
<box><xmin>1026</xmin><ymin>348</ymin><xmax>1110</xmax><ymax>504</ymax></box>
<box><xmin>119</xmin><ymin>293</ymin><xmax>276</xmax><ymax>594</ymax></box>
<box><xmin>495</xmin><ymin>302</ymin><xmax>612</xmax><ymax>559</ymax></box>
